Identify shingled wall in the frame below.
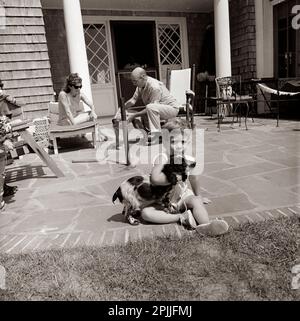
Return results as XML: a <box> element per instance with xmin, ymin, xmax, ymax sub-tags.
<box><xmin>0</xmin><ymin>0</ymin><xmax>54</xmax><ymax>119</ymax></box>
<box><xmin>229</xmin><ymin>0</ymin><xmax>257</xmax><ymax>80</ymax></box>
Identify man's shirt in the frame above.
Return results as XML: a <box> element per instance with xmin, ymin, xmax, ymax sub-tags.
<box><xmin>132</xmin><ymin>76</ymin><xmax>180</xmax><ymax>108</ymax></box>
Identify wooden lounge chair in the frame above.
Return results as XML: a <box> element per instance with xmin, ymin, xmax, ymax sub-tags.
<box><xmin>48</xmin><ymin>102</ymin><xmax>98</xmax><ymax>155</ymax></box>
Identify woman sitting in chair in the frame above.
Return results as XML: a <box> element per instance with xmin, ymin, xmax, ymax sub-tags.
<box><xmin>57</xmin><ymin>73</ymin><xmax>98</xmax><ymax>126</ymax></box>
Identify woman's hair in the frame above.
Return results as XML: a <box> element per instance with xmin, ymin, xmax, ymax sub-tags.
<box><xmin>62</xmin><ymin>73</ymin><xmax>82</xmax><ymax>93</ymax></box>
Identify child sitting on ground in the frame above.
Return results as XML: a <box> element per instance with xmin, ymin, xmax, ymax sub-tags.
<box><xmin>141</xmin><ymin>118</ymin><xmax>229</xmax><ymax>237</ymax></box>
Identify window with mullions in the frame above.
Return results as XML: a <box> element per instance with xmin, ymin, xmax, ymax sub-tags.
<box><xmin>158</xmin><ymin>24</ymin><xmax>182</xmax><ymax>66</ymax></box>
<box><xmin>84</xmin><ymin>23</ymin><xmax>111</xmax><ymax>85</ymax></box>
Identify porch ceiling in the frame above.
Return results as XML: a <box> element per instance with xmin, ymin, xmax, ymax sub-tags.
<box><xmin>41</xmin><ymin>0</ymin><xmax>214</xmax><ymax>13</ymax></box>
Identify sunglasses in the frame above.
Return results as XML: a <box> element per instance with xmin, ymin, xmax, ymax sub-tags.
<box><xmin>72</xmin><ymin>85</ymin><xmax>82</xmax><ymax>89</ymax></box>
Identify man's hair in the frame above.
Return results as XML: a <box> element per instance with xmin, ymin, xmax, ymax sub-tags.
<box><xmin>131</xmin><ymin>67</ymin><xmax>147</xmax><ymax>79</ymax></box>
<box><xmin>0</xmin><ymin>79</ymin><xmax>3</xmax><ymax>89</ymax></box>
<box><xmin>62</xmin><ymin>73</ymin><xmax>82</xmax><ymax>93</ymax></box>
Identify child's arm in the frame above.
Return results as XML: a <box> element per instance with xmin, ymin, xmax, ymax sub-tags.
<box><xmin>150</xmin><ymin>154</ymin><xmax>170</xmax><ymax>186</ymax></box>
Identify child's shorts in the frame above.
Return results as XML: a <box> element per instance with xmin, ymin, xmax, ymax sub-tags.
<box><xmin>168</xmin><ymin>188</ymin><xmax>194</xmax><ymax>214</ymax></box>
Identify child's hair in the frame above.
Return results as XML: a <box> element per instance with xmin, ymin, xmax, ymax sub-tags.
<box><xmin>62</xmin><ymin>73</ymin><xmax>82</xmax><ymax>93</ymax></box>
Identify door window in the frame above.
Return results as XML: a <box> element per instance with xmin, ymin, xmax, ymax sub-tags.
<box><xmin>157</xmin><ymin>22</ymin><xmax>186</xmax><ymax>84</ymax></box>
<box><xmin>84</xmin><ymin>24</ymin><xmax>112</xmax><ymax>85</ymax></box>
<box><xmin>158</xmin><ymin>24</ymin><xmax>182</xmax><ymax>66</ymax></box>
<box><xmin>274</xmin><ymin>0</ymin><xmax>298</xmax><ymax>78</ymax></box>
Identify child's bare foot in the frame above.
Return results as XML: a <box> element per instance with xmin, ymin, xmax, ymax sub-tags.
<box><xmin>196</xmin><ymin>218</ymin><xmax>229</xmax><ymax>236</ymax></box>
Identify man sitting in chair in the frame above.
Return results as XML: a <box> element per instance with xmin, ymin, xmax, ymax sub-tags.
<box><xmin>125</xmin><ymin>67</ymin><xmax>181</xmax><ymax>144</ymax></box>
<box><xmin>57</xmin><ymin>73</ymin><xmax>98</xmax><ymax>126</ymax></box>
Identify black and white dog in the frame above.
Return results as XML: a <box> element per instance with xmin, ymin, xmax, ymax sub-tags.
<box><xmin>112</xmin><ymin>154</ymin><xmax>196</xmax><ymax>225</ymax></box>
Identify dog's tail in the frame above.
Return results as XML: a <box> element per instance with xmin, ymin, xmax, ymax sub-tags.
<box><xmin>112</xmin><ymin>187</ymin><xmax>123</xmax><ymax>204</ymax></box>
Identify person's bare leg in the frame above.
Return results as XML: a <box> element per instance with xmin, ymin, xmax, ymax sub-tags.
<box><xmin>73</xmin><ymin>112</ymin><xmax>90</xmax><ymax>125</ymax></box>
<box><xmin>141</xmin><ymin>206</ymin><xmax>196</xmax><ymax>228</ymax></box>
<box><xmin>182</xmin><ymin>195</ymin><xmax>229</xmax><ymax>236</ymax></box>
<box><xmin>183</xmin><ymin>195</ymin><xmax>210</xmax><ymax>225</ymax></box>
<box><xmin>189</xmin><ymin>175</ymin><xmax>202</xmax><ymax>196</ymax></box>
<box><xmin>189</xmin><ymin>175</ymin><xmax>211</xmax><ymax>204</ymax></box>
<box><xmin>142</xmin><ymin>207</ymin><xmax>182</xmax><ymax>224</ymax></box>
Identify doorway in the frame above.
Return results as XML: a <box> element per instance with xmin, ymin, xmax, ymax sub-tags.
<box><xmin>274</xmin><ymin>0</ymin><xmax>299</xmax><ymax>78</ymax></box>
<box><xmin>110</xmin><ymin>21</ymin><xmax>159</xmax><ymax>103</ymax></box>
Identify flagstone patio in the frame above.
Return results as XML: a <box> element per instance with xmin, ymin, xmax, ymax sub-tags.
<box><xmin>0</xmin><ymin>116</ymin><xmax>299</xmax><ymax>254</ymax></box>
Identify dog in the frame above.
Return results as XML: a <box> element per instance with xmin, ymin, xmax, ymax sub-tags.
<box><xmin>112</xmin><ymin>154</ymin><xmax>196</xmax><ymax>225</ymax></box>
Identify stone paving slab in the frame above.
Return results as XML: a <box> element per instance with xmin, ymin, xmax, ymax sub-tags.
<box><xmin>232</xmin><ymin>176</ymin><xmax>299</xmax><ymax>208</ymax></box>
<box><xmin>255</xmin><ymin>151</ymin><xmax>300</xmax><ymax>168</ymax></box>
<box><xmin>290</xmin><ymin>186</ymin><xmax>300</xmax><ymax>194</ymax></box>
<box><xmin>76</xmin><ymin>205</ymin><xmax>125</xmax><ymax>233</ymax></box>
<box><xmin>36</xmin><ymin>191</ymin><xmax>100</xmax><ymax>211</ymax></box>
<box><xmin>204</xmin><ymin>150</ymin><xmax>225</xmax><ymax>163</ymax></box>
<box><xmin>206</xmin><ymin>193</ymin><xmax>257</xmax><ymax>216</ymax></box>
<box><xmin>259</xmin><ymin>167</ymin><xmax>300</xmax><ymax>188</ymax></box>
<box><xmin>198</xmin><ymin>175</ymin><xmax>240</xmax><ymax>196</ymax></box>
<box><xmin>222</xmin><ymin>152</ymin><xmax>262</xmax><ymax>167</ymax></box>
<box><xmin>232</xmin><ymin>144</ymin><xmax>278</xmax><ymax>155</ymax></box>
<box><xmin>203</xmin><ymin>162</ymin><xmax>234</xmax><ymax>174</ymax></box>
<box><xmin>208</xmin><ymin>161</ymin><xmax>284</xmax><ymax>181</ymax></box>
<box><xmin>9</xmin><ymin>210</ymin><xmax>79</xmax><ymax>235</ymax></box>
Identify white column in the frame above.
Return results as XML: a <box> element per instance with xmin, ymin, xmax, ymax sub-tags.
<box><xmin>63</xmin><ymin>0</ymin><xmax>92</xmax><ymax>110</ymax></box>
<box><xmin>214</xmin><ymin>0</ymin><xmax>232</xmax><ymax>78</ymax></box>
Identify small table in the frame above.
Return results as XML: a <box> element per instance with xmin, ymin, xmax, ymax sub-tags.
<box><xmin>11</xmin><ymin>121</ymin><xmax>65</xmax><ymax>178</ymax></box>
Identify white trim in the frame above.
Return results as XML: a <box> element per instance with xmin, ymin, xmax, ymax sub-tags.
<box><xmin>82</xmin><ymin>17</ymin><xmax>119</xmax><ymax>115</ymax></box>
<box><xmin>155</xmin><ymin>20</ymin><xmax>161</xmax><ymax>80</ymax></box>
<box><xmin>83</xmin><ymin>15</ymin><xmax>187</xmax><ymax>23</ymax></box>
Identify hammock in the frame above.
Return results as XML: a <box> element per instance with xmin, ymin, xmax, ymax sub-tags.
<box><xmin>257</xmin><ymin>83</ymin><xmax>300</xmax><ymax>96</ymax></box>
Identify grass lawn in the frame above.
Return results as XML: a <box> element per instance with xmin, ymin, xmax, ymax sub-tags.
<box><xmin>0</xmin><ymin>217</ymin><xmax>299</xmax><ymax>301</ymax></box>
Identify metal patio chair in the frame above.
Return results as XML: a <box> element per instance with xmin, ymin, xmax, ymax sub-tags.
<box><xmin>215</xmin><ymin>75</ymin><xmax>254</xmax><ymax>131</ymax></box>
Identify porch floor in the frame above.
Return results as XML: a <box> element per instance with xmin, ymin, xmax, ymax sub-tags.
<box><xmin>0</xmin><ymin>116</ymin><xmax>299</xmax><ymax>253</ymax></box>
